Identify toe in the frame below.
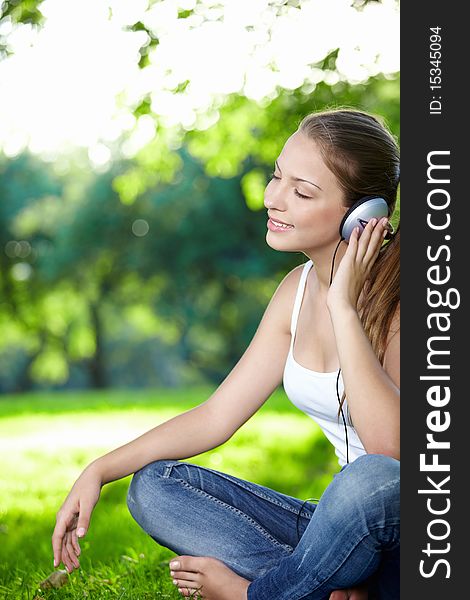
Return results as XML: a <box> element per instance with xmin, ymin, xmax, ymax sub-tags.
<box><xmin>169</xmin><ymin>556</ymin><xmax>183</xmax><ymax>570</ymax></box>
<box><xmin>330</xmin><ymin>591</ymin><xmax>349</xmax><ymax>600</ymax></box>
<box><xmin>171</xmin><ymin>555</ymin><xmax>205</xmax><ymax>574</ymax></box>
<box><xmin>171</xmin><ymin>571</ymin><xmax>198</xmax><ymax>580</ymax></box>
<box><xmin>172</xmin><ymin>575</ymin><xmax>200</xmax><ymax>587</ymax></box>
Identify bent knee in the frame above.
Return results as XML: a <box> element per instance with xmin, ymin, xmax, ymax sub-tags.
<box><xmin>336</xmin><ymin>454</ymin><xmax>400</xmax><ymax>507</ymax></box>
<box><xmin>126</xmin><ymin>459</ymin><xmax>179</xmax><ymax>522</ymax></box>
<box><xmin>353</xmin><ymin>453</ymin><xmax>400</xmax><ymax>477</ymax></box>
<box><xmin>353</xmin><ymin>451</ymin><xmax>398</xmax><ymax>479</ymax></box>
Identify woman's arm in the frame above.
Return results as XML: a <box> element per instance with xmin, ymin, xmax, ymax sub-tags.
<box><xmin>326</xmin><ymin>218</ymin><xmax>400</xmax><ymax>460</ymax></box>
<box><xmin>329</xmin><ymin>303</ymin><xmax>400</xmax><ymax>459</ymax></box>
<box><xmin>90</xmin><ymin>402</ymin><xmax>237</xmax><ymax>485</ymax></box>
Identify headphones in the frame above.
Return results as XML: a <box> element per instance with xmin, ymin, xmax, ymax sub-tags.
<box><xmin>331</xmin><ymin>195</ymin><xmax>393</xmax><ymax>465</ymax></box>
<box><xmin>339</xmin><ymin>195</ymin><xmax>392</xmax><ymax>242</ymax></box>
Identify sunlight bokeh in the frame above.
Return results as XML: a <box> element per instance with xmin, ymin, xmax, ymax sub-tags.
<box><xmin>0</xmin><ymin>0</ymin><xmax>399</xmax><ymax>163</ymax></box>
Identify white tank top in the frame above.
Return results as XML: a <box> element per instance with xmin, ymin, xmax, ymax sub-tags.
<box><xmin>282</xmin><ymin>259</ymin><xmax>367</xmax><ymax>467</ymax></box>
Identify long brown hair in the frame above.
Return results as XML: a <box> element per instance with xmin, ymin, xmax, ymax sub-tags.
<box><xmin>298</xmin><ymin>108</ymin><xmax>400</xmax><ymax>421</ymax></box>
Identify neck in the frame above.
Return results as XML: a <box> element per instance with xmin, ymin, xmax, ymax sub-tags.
<box><xmin>304</xmin><ymin>238</ymin><xmax>347</xmax><ymax>293</ymax></box>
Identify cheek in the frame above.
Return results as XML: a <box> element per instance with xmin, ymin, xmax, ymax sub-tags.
<box><xmin>297</xmin><ymin>207</ymin><xmax>342</xmax><ymax>240</ymax></box>
<box><xmin>300</xmin><ymin>207</ymin><xmax>334</xmax><ymax>229</ymax></box>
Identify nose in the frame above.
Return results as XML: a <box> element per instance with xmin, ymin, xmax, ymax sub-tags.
<box><xmin>264</xmin><ymin>182</ymin><xmax>287</xmax><ymax>212</ymax></box>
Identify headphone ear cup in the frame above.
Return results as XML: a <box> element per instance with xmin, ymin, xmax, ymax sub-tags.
<box><xmin>339</xmin><ymin>196</ymin><xmax>389</xmax><ymax>241</ymax></box>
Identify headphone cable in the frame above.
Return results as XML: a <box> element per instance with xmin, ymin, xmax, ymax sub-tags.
<box><xmin>295</xmin><ymin>496</ymin><xmax>320</xmax><ymax>545</ymax></box>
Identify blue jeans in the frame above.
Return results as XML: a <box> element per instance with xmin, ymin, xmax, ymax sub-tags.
<box><xmin>126</xmin><ymin>453</ymin><xmax>400</xmax><ymax>599</ymax></box>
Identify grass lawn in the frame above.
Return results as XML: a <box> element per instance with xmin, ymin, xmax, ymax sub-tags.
<box><xmin>0</xmin><ymin>386</ymin><xmax>338</xmax><ymax>599</ymax></box>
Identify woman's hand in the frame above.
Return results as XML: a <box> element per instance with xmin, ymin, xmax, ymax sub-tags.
<box><xmin>52</xmin><ymin>463</ymin><xmax>103</xmax><ymax>573</ymax></box>
<box><xmin>327</xmin><ymin>217</ymin><xmax>389</xmax><ymax>312</ymax></box>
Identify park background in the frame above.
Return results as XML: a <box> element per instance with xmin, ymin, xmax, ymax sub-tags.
<box><xmin>0</xmin><ymin>0</ymin><xmax>399</xmax><ymax>597</ymax></box>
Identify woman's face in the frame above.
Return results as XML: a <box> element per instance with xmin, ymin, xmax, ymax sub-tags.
<box><xmin>264</xmin><ymin>130</ymin><xmax>348</xmax><ymax>253</ymax></box>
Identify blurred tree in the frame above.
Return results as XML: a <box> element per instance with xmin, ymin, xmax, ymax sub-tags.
<box><xmin>0</xmin><ymin>153</ymin><xmax>65</xmax><ymax>391</ymax></box>
<box><xmin>0</xmin><ymin>143</ymin><xmax>298</xmax><ymax>391</ymax></box>
<box><xmin>34</xmin><ymin>149</ymin><xmax>289</xmax><ymax>388</ymax></box>
<box><xmin>0</xmin><ymin>2</ymin><xmax>399</xmax><ymax>391</ymax></box>
<box><xmin>0</xmin><ymin>67</ymin><xmax>399</xmax><ymax>392</ymax></box>
<box><xmin>135</xmin><ymin>147</ymin><xmax>290</xmax><ymax>380</ymax></box>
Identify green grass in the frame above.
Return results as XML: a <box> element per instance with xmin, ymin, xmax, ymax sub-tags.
<box><xmin>0</xmin><ymin>387</ymin><xmax>338</xmax><ymax>599</ymax></box>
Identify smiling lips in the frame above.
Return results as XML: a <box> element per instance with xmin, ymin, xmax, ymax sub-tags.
<box><xmin>267</xmin><ymin>217</ymin><xmax>294</xmax><ymax>231</ymax></box>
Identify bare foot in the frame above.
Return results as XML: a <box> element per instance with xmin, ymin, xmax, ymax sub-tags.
<box><xmin>169</xmin><ymin>555</ymin><xmax>250</xmax><ymax>599</ymax></box>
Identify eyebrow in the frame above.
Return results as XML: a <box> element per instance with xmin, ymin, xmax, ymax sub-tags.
<box><xmin>275</xmin><ymin>160</ymin><xmax>322</xmax><ymax>191</ymax></box>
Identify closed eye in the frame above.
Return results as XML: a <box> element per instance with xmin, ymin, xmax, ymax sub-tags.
<box><xmin>269</xmin><ymin>172</ymin><xmax>311</xmax><ymax>199</ymax></box>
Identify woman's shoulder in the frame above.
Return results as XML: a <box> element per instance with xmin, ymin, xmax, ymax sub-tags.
<box><xmin>270</xmin><ymin>261</ymin><xmax>310</xmax><ymax>335</ymax></box>
<box><xmin>278</xmin><ymin>260</ymin><xmax>311</xmax><ymax>297</ymax></box>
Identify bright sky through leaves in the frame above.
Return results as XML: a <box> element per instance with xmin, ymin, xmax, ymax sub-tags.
<box><xmin>0</xmin><ymin>0</ymin><xmax>399</xmax><ymax>162</ymax></box>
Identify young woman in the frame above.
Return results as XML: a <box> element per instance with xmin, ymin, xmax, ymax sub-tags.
<box><xmin>52</xmin><ymin>108</ymin><xmax>400</xmax><ymax>600</ymax></box>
